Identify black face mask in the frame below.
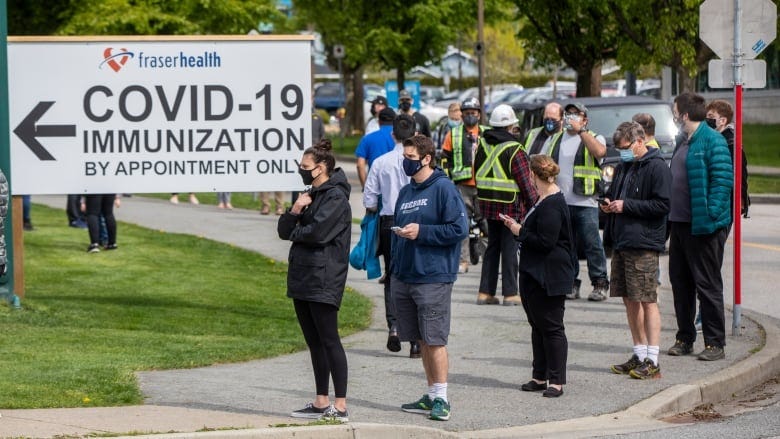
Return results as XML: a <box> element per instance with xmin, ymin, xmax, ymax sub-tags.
<box><xmin>543</xmin><ymin>118</ymin><xmax>561</xmax><ymax>134</ymax></box>
<box><xmin>463</xmin><ymin>114</ymin><xmax>479</xmax><ymax>127</ymax></box>
<box><xmin>399</xmin><ymin>101</ymin><xmax>412</xmax><ymax>112</ymax></box>
<box><xmin>705</xmin><ymin>118</ymin><xmax>718</xmax><ymax>129</ymax></box>
<box><xmin>299</xmin><ymin>167</ymin><xmax>317</xmax><ymax>185</ymax></box>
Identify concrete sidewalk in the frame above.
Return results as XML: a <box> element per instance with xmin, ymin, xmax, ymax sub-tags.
<box><xmin>2</xmin><ymin>194</ymin><xmax>778</xmax><ymax>439</ymax></box>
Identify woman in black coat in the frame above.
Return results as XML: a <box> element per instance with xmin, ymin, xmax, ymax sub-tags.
<box><xmin>502</xmin><ymin>154</ymin><xmax>575</xmax><ymax>398</ymax></box>
<box><xmin>278</xmin><ymin>139</ymin><xmax>352</xmax><ymax>422</ymax></box>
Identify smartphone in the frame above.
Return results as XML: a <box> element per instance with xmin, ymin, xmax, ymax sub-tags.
<box><xmin>498</xmin><ymin>213</ymin><xmax>511</xmax><ymax>221</ymax></box>
<box><xmin>390</xmin><ymin>226</ymin><xmax>402</xmax><ymax>232</ymax></box>
<box><xmin>597</xmin><ymin>198</ymin><xmax>609</xmax><ymax>206</ymax></box>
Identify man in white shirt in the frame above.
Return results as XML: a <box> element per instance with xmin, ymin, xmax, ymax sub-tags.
<box><xmin>546</xmin><ymin>102</ymin><xmax>610</xmax><ymax>301</ymax></box>
<box><xmin>363</xmin><ymin>113</ymin><xmax>419</xmax><ymax>357</ymax></box>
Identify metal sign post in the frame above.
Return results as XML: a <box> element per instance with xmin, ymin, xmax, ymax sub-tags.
<box><xmin>0</xmin><ymin>0</ymin><xmax>20</xmax><ymax>308</ymax></box>
<box><xmin>700</xmin><ymin>0</ymin><xmax>776</xmax><ymax>336</ymax></box>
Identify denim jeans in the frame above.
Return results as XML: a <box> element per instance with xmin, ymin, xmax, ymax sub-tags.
<box><xmin>569</xmin><ymin>205</ymin><xmax>608</xmax><ymax>285</ymax></box>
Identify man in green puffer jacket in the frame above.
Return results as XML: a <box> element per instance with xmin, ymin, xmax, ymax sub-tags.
<box><xmin>667</xmin><ymin>92</ymin><xmax>733</xmax><ymax>362</ymax></box>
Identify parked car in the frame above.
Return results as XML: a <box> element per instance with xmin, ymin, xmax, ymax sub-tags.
<box><xmin>315</xmin><ymin>83</ymin><xmax>385</xmax><ymax>116</ymax></box>
<box><xmin>420</xmin><ymin>86</ymin><xmax>445</xmax><ymax>104</ymax></box>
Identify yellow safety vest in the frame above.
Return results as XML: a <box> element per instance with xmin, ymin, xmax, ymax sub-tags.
<box><xmin>449</xmin><ymin>125</ymin><xmax>489</xmax><ymax>182</ymax></box>
<box><xmin>547</xmin><ymin>131</ymin><xmax>602</xmax><ymax>196</ymax></box>
<box><xmin>475</xmin><ymin>140</ymin><xmax>522</xmax><ymax>203</ymax></box>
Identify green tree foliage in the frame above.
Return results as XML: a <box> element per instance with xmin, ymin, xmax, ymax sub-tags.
<box><xmin>609</xmin><ymin>0</ymin><xmax>706</xmax><ymax>91</ymax></box>
<box><xmin>8</xmin><ymin>0</ymin><xmax>282</xmax><ymax>36</ymax></box>
<box><xmin>514</xmin><ymin>0</ymin><xmax>618</xmax><ymax>97</ymax></box>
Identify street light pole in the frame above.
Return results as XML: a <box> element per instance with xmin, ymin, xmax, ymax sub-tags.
<box><xmin>477</xmin><ymin>0</ymin><xmax>485</xmax><ymax>124</ymax></box>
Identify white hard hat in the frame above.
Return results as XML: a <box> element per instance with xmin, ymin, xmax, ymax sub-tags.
<box><xmin>489</xmin><ymin>104</ymin><xmax>519</xmax><ymax>127</ymax></box>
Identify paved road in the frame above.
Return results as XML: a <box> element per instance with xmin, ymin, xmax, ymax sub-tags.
<box><xmin>27</xmin><ymin>190</ymin><xmax>768</xmax><ymax>436</ymax></box>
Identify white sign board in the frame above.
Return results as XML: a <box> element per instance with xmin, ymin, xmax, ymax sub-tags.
<box><xmin>708</xmin><ymin>59</ymin><xmax>767</xmax><ymax>88</ymax></box>
<box><xmin>700</xmin><ymin>0</ymin><xmax>777</xmax><ymax>59</ymax></box>
<box><xmin>8</xmin><ymin>36</ymin><xmax>312</xmax><ymax>194</ymax></box>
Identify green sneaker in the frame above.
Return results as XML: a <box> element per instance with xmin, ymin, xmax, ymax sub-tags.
<box><xmin>429</xmin><ymin>397</ymin><xmax>451</xmax><ymax>421</ymax></box>
<box><xmin>401</xmin><ymin>394</ymin><xmax>433</xmax><ymax>414</ymax></box>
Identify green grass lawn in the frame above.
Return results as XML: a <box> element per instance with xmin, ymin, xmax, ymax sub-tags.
<box><xmin>744</xmin><ymin>124</ymin><xmax>780</xmax><ymax>167</ymax></box>
<box><xmin>749</xmin><ymin>175</ymin><xmax>780</xmax><ymax>194</ymax></box>
<box><xmin>0</xmin><ymin>204</ymin><xmax>371</xmax><ymax>409</ymax></box>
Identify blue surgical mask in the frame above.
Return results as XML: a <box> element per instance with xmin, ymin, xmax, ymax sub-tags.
<box><xmin>619</xmin><ymin>148</ymin><xmax>635</xmax><ymax>162</ymax></box>
<box><xmin>447</xmin><ymin>119</ymin><xmax>461</xmax><ymax>129</ymax></box>
<box><xmin>403</xmin><ymin>157</ymin><xmax>423</xmax><ymax>176</ymax></box>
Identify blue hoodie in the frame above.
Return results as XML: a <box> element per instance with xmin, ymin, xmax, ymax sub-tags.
<box><xmin>391</xmin><ymin>168</ymin><xmax>468</xmax><ymax>284</ymax></box>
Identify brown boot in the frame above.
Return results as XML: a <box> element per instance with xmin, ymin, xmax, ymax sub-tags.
<box><xmin>477</xmin><ymin>292</ymin><xmax>500</xmax><ymax>305</ymax></box>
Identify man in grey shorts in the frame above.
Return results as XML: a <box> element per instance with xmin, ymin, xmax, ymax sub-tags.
<box><xmin>390</xmin><ymin>135</ymin><xmax>468</xmax><ymax>421</ymax></box>
<box><xmin>601</xmin><ymin>121</ymin><xmax>671</xmax><ymax>380</ymax></box>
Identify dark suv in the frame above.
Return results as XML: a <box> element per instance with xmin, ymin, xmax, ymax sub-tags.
<box><xmin>518</xmin><ymin>96</ymin><xmax>676</xmax><ymax>190</ymax></box>
<box><xmin>517</xmin><ymin>96</ymin><xmax>678</xmax><ymax>227</ymax></box>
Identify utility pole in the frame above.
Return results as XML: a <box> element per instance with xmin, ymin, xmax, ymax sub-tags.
<box><xmin>476</xmin><ymin>0</ymin><xmax>485</xmax><ymax>123</ymax></box>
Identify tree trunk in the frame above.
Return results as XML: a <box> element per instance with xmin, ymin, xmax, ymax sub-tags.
<box><xmin>350</xmin><ymin>66</ymin><xmax>365</xmax><ymax>133</ymax></box>
<box><xmin>396</xmin><ymin>68</ymin><xmax>406</xmax><ymax>95</ymax></box>
<box><xmin>678</xmin><ymin>65</ymin><xmax>696</xmax><ymax>93</ymax></box>
<box><xmin>575</xmin><ymin>66</ymin><xmax>592</xmax><ymax>98</ymax></box>
<box><xmin>590</xmin><ymin>63</ymin><xmax>602</xmax><ymax>97</ymax></box>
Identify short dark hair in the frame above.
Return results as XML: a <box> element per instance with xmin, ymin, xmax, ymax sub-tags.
<box><xmin>393</xmin><ymin>114</ymin><xmax>416</xmax><ymax>142</ymax></box>
<box><xmin>303</xmin><ymin>138</ymin><xmax>335</xmax><ymax>174</ymax></box>
<box><xmin>402</xmin><ymin>134</ymin><xmax>436</xmax><ymax>168</ymax></box>
<box><xmin>631</xmin><ymin>113</ymin><xmax>655</xmax><ymax>136</ymax></box>
<box><xmin>674</xmin><ymin>92</ymin><xmax>707</xmax><ymax>122</ymax></box>
<box><xmin>613</xmin><ymin>121</ymin><xmax>645</xmax><ymax>147</ymax></box>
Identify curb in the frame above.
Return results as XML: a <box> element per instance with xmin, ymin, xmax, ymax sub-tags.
<box><xmin>114</xmin><ymin>310</ymin><xmax>780</xmax><ymax>439</ymax></box>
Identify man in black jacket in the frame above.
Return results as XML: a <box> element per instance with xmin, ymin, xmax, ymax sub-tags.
<box><xmin>601</xmin><ymin>121</ymin><xmax>671</xmax><ymax>380</ymax></box>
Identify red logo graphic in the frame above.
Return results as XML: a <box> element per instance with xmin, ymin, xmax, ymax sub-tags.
<box><xmin>100</xmin><ymin>48</ymin><xmax>133</xmax><ymax>72</ymax></box>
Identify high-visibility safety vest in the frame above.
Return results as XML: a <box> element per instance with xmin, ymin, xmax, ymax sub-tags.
<box><xmin>449</xmin><ymin>124</ymin><xmax>489</xmax><ymax>182</ymax></box>
<box><xmin>547</xmin><ymin>131</ymin><xmax>602</xmax><ymax>196</ymax></box>
<box><xmin>475</xmin><ymin>140</ymin><xmax>522</xmax><ymax>203</ymax></box>
<box><xmin>523</xmin><ymin>126</ymin><xmax>557</xmax><ymax>155</ymax></box>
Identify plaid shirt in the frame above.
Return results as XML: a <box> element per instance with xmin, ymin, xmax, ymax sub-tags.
<box><xmin>477</xmin><ymin>140</ymin><xmax>538</xmax><ymax>222</ymax></box>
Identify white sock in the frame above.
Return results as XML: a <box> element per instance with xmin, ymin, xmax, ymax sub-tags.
<box><xmin>433</xmin><ymin>382</ymin><xmax>448</xmax><ymax>402</ymax></box>
<box><xmin>647</xmin><ymin>346</ymin><xmax>660</xmax><ymax>365</ymax></box>
<box><xmin>633</xmin><ymin>344</ymin><xmax>648</xmax><ymax>361</ymax></box>
<box><xmin>428</xmin><ymin>385</ymin><xmax>436</xmax><ymax>402</ymax></box>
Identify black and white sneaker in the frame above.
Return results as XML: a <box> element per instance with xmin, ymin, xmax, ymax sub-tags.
<box><xmin>290</xmin><ymin>402</ymin><xmax>329</xmax><ymax>419</ymax></box>
<box><xmin>87</xmin><ymin>243</ymin><xmax>101</xmax><ymax>253</ymax></box>
<box><xmin>323</xmin><ymin>405</ymin><xmax>349</xmax><ymax>423</ymax></box>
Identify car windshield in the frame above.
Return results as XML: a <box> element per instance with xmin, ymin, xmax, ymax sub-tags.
<box><xmin>586</xmin><ymin>103</ymin><xmax>678</xmax><ymax>154</ymax></box>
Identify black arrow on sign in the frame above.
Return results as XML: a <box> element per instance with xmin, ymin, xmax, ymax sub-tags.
<box><xmin>13</xmin><ymin>101</ymin><xmax>77</xmax><ymax>161</ymax></box>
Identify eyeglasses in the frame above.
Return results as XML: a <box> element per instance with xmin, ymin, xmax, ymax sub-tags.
<box><xmin>616</xmin><ymin>140</ymin><xmax>635</xmax><ymax>150</ymax></box>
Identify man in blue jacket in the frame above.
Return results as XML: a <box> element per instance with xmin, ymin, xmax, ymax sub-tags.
<box><xmin>602</xmin><ymin>122</ymin><xmax>671</xmax><ymax>379</ymax></box>
<box><xmin>667</xmin><ymin>92</ymin><xmax>733</xmax><ymax>361</ymax></box>
<box><xmin>391</xmin><ymin>135</ymin><xmax>468</xmax><ymax>422</ymax></box>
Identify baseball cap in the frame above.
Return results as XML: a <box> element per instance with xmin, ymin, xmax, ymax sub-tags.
<box><xmin>564</xmin><ymin>102</ymin><xmax>588</xmax><ymax>115</ymax></box>
<box><xmin>378</xmin><ymin>107</ymin><xmax>397</xmax><ymax>124</ymax></box>
<box><xmin>370</xmin><ymin>95</ymin><xmax>388</xmax><ymax>106</ymax></box>
<box><xmin>399</xmin><ymin>89</ymin><xmax>412</xmax><ymax>101</ymax></box>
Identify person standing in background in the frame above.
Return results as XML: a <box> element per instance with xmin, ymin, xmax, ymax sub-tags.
<box><xmin>86</xmin><ymin>194</ymin><xmax>119</xmax><ymax>253</ymax></box>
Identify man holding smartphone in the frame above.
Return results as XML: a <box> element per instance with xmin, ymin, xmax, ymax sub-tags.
<box><xmin>602</xmin><ymin>121</ymin><xmax>670</xmax><ymax>379</ymax></box>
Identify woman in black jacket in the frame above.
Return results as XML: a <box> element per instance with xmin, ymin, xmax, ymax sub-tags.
<box><xmin>502</xmin><ymin>154</ymin><xmax>574</xmax><ymax>398</ymax></box>
<box><xmin>277</xmin><ymin>139</ymin><xmax>352</xmax><ymax>422</ymax></box>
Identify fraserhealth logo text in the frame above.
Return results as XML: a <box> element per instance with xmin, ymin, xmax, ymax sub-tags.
<box><xmin>99</xmin><ymin>47</ymin><xmax>222</xmax><ymax>72</ymax></box>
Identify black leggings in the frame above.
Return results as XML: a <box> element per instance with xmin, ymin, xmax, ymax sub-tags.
<box><xmin>85</xmin><ymin>194</ymin><xmax>116</xmax><ymax>245</ymax></box>
<box><xmin>293</xmin><ymin>299</ymin><xmax>348</xmax><ymax>398</ymax></box>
